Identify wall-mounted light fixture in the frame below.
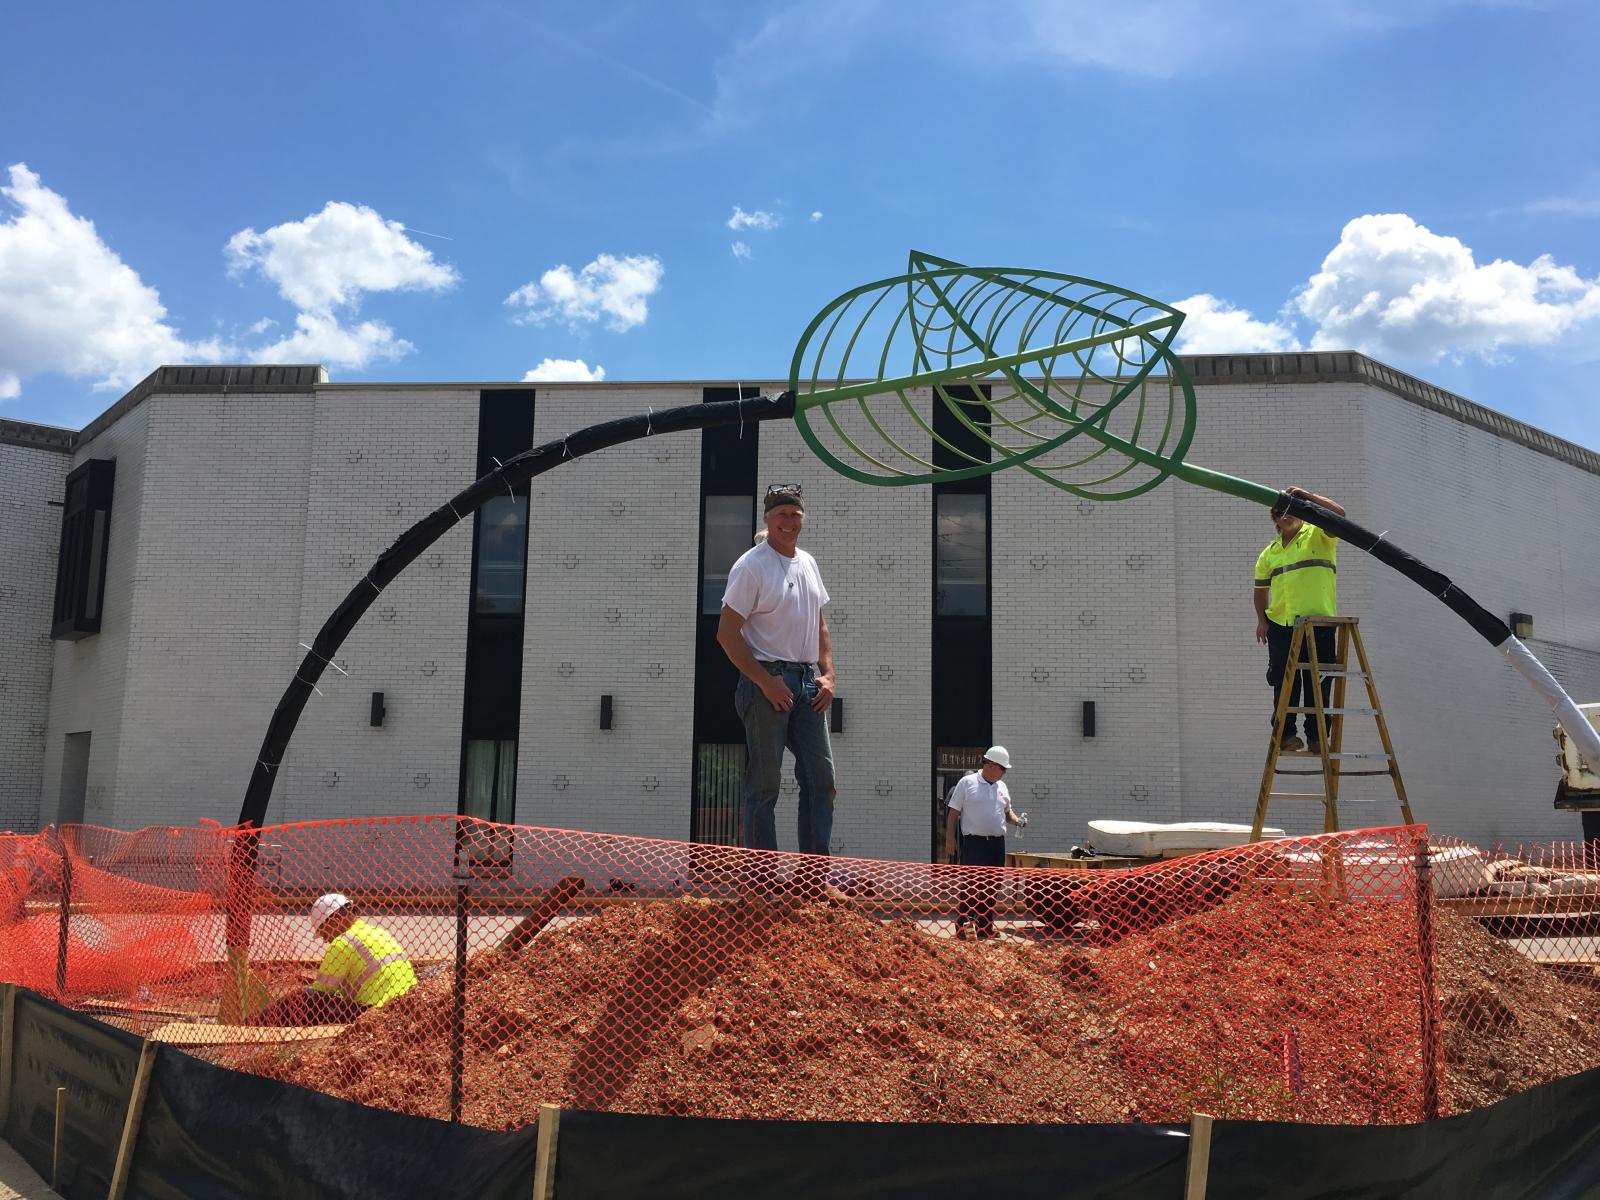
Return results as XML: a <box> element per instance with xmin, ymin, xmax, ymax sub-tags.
<box><xmin>1509</xmin><ymin>611</ymin><xmax>1534</xmax><ymax>640</ymax></box>
<box><xmin>369</xmin><ymin>692</ymin><xmax>386</xmax><ymax>728</ymax></box>
<box><xmin>1082</xmin><ymin>700</ymin><xmax>1097</xmax><ymax>738</ymax></box>
<box><xmin>830</xmin><ymin>697</ymin><xmax>845</xmax><ymax>734</ymax></box>
<box><xmin>600</xmin><ymin>694</ymin><xmax>614</xmax><ymax>730</ymax></box>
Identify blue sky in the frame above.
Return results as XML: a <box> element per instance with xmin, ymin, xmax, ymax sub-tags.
<box><xmin>3</xmin><ymin>0</ymin><xmax>1598</xmax><ymax>446</ymax></box>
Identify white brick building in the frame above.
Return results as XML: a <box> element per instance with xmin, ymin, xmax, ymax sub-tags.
<box><xmin>2</xmin><ymin>355</ymin><xmax>1596</xmax><ymax>855</ymax></box>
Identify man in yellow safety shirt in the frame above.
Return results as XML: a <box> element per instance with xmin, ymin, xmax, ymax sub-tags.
<box><xmin>246</xmin><ymin>892</ymin><xmax>417</xmax><ymax>1026</ymax></box>
<box><xmin>1253</xmin><ymin>485</ymin><xmax>1347</xmax><ymax>754</ymax></box>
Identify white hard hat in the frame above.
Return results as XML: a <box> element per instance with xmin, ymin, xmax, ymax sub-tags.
<box><xmin>983</xmin><ymin>745</ymin><xmax>1012</xmax><ymax>769</ymax></box>
<box><xmin>309</xmin><ymin>893</ymin><xmax>349</xmax><ymax>929</ymax></box>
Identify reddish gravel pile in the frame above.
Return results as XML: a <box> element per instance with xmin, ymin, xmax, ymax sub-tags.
<box><xmin>1434</xmin><ymin>907</ymin><xmax>1600</xmax><ymax>1113</ymax></box>
<box><xmin>242</xmin><ymin>882</ymin><xmax>1459</xmax><ymax>1130</ymax></box>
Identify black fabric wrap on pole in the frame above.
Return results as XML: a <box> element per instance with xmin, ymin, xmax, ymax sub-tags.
<box><xmin>1277</xmin><ymin>492</ymin><xmax>1511</xmax><ymax>647</ymax></box>
<box><xmin>236</xmin><ymin>391</ymin><xmax>794</xmax><ymax>831</ymax></box>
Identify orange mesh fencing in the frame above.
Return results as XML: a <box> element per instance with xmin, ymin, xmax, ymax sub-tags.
<box><xmin>0</xmin><ymin>818</ymin><xmax>1460</xmax><ymax>1130</ymax></box>
<box><xmin>0</xmin><ymin>825</ymin><xmax>224</xmax><ymax>997</ymax></box>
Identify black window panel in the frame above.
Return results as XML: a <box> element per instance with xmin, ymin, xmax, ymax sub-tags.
<box><xmin>51</xmin><ymin>459</ymin><xmax>115</xmax><ymax>641</ymax></box>
<box><xmin>931</xmin><ymin>618</ymin><xmax>992</xmax><ymax>748</ymax></box>
<box><xmin>462</xmin><ymin>618</ymin><xmax>524</xmax><ymax>740</ymax></box>
<box><xmin>931</xmin><ymin>383</ymin><xmax>992</xmax><ymax>486</ymax></box>
<box><xmin>699</xmin><ymin>386</ymin><xmax>761</xmax><ymax>495</ymax></box>
<box><xmin>476</xmin><ymin>388</ymin><xmax>537</xmax><ymax>478</ymax></box>
<box><xmin>691</xmin><ymin>386</ymin><xmax>762</xmax><ymax>840</ymax></box>
<box><xmin>693</xmin><ymin>616</ymin><xmax>746</xmax><ymax>744</ymax></box>
<box><xmin>460</xmin><ymin>390</ymin><xmax>537</xmax><ymax>817</ymax></box>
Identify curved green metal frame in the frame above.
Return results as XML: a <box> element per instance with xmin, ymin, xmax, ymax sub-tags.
<box><xmin>788</xmin><ymin>252</ymin><xmax>1262</xmax><ymax>504</ymax></box>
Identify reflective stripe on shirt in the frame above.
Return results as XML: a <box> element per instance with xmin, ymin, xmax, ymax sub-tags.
<box><xmin>1265</xmin><ymin>558</ymin><xmax>1336</xmax><ymax>580</ymax></box>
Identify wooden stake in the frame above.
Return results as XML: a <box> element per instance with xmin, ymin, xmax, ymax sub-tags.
<box><xmin>0</xmin><ymin>983</ymin><xmax>16</xmax><ymax>1131</ymax></box>
<box><xmin>531</xmin><ymin>1103</ymin><xmax>561</xmax><ymax>1200</ymax></box>
<box><xmin>107</xmin><ymin>1038</ymin><xmax>158</xmax><ymax>1200</ymax></box>
<box><xmin>1184</xmin><ymin>1112</ymin><xmax>1214</xmax><ymax>1200</ymax></box>
<box><xmin>51</xmin><ymin>1086</ymin><xmax>65</xmax><ymax>1190</ymax></box>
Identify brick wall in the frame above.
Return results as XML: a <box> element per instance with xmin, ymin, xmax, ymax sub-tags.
<box><xmin>0</xmin><ymin>441</ymin><xmax>68</xmax><ymax>829</ymax></box>
<box><xmin>15</xmin><ymin>368</ymin><xmax>1600</xmax><ymax>851</ymax></box>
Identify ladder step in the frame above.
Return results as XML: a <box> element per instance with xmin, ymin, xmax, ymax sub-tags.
<box><xmin>1326</xmin><ymin>752</ymin><xmax>1391</xmax><ymax>761</ymax></box>
<box><xmin>1313</xmin><ymin>670</ymin><xmax>1368</xmax><ymax>678</ymax></box>
<box><xmin>1266</xmin><ymin>791</ymin><xmax>1327</xmax><ymax>801</ymax></box>
<box><xmin>1286</xmin><ymin>706</ymin><xmax>1376</xmax><ymax>715</ymax></box>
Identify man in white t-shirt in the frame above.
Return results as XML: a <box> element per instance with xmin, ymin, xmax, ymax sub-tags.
<box><xmin>717</xmin><ymin>484</ymin><xmax>838</xmax><ymax>858</ymax></box>
<box><xmin>942</xmin><ymin>746</ymin><xmax>1025</xmax><ymax>939</ymax></box>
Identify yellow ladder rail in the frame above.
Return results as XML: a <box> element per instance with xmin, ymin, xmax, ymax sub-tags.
<box><xmin>1250</xmin><ymin>616</ymin><xmax>1413</xmax><ymax>840</ymax></box>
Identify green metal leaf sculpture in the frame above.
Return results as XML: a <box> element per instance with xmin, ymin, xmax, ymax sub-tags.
<box><xmin>790</xmin><ymin>250</ymin><xmax>1266</xmax><ymax>505</ymax></box>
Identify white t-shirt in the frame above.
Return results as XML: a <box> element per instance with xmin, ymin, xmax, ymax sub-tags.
<box><xmin>947</xmin><ymin>772</ymin><xmax>1011</xmax><ymax>837</ymax></box>
<box><xmin>721</xmin><ymin>542</ymin><xmax>830</xmax><ymax>664</ymax></box>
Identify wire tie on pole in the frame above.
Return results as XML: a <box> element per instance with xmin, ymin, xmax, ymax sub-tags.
<box><xmin>298</xmin><ymin>644</ymin><xmax>350</xmax><ymax>676</ymax></box>
<box><xmin>447</xmin><ymin>499</ymin><xmax>463</xmax><ymax>521</ymax></box>
<box><xmin>293</xmin><ymin>671</ymin><xmax>325</xmax><ymax>698</ymax></box>
<box><xmin>490</xmin><ymin>458</ymin><xmax>515</xmax><ymax>499</ymax></box>
<box><xmin>562</xmin><ymin>438</ymin><xmax>571</xmax><ymax>459</ymax></box>
<box><xmin>364</xmin><ymin>576</ymin><xmax>382</xmax><ymax>594</ymax></box>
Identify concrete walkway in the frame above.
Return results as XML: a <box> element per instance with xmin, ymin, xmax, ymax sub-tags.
<box><xmin>0</xmin><ymin>1139</ymin><xmax>61</xmax><ymax>1200</ymax></box>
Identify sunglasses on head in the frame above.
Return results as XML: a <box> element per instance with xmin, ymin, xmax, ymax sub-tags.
<box><xmin>765</xmin><ymin>483</ymin><xmax>803</xmax><ymax>497</ymax></box>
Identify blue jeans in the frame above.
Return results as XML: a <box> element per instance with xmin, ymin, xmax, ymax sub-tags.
<box><xmin>735</xmin><ymin>662</ymin><xmax>836</xmax><ymax>854</ymax></box>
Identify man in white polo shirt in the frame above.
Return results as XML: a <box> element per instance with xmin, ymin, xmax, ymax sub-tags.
<box><xmin>717</xmin><ymin>484</ymin><xmax>838</xmax><ymax>858</ymax></box>
<box><xmin>943</xmin><ymin>746</ymin><xmax>1026</xmax><ymax>939</ymax></box>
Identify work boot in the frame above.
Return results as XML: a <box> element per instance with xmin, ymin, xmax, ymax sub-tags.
<box><xmin>1279</xmin><ymin>733</ymin><xmax>1305</xmax><ymax>753</ymax></box>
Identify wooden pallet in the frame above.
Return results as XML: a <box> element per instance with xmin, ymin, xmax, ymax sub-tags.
<box><xmin>149</xmin><ymin>1021</ymin><xmax>349</xmax><ymax>1046</ymax></box>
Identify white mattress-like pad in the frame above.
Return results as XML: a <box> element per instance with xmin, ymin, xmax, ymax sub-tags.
<box><xmin>1088</xmin><ymin>820</ymin><xmax>1285</xmax><ymax>857</ymax></box>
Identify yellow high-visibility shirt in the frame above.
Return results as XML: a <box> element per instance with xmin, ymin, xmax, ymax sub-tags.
<box><xmin>309</xmin><ymin>918</ymin><xmax>417</xmax><ymax>1009</ymax></box>
<box><xmin>1254</xmin><ymin>522</ymin><xmax>1338</xmax><ymax>625</ymax></box>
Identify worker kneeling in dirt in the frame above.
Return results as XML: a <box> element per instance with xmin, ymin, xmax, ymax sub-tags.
<box><xmin>247</xmin><ymin>893</ymin><xmax>417</xmax><ymax>1026</ymax></box>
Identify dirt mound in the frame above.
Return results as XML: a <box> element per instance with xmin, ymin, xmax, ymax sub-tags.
<box><xmin>1434</xmin><ymin>907</ymin><xmax>1600</xmax><ymax>1112</ymax></box>
<box><xmin>244</xmin><ymin>881</ymin><xmax>1450</xmax><ymax>1130</ymax></box>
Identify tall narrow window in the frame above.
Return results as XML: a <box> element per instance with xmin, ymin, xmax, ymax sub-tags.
<box><xmin>52</xmin><ymin>459</ymin><xmax>115</xmax><ymax>640</ymax></box>
<box><xmin>701</xmin><ymin>494</ymin><xmax>755</xmax><ymax>614</ymax></box>
<box><xmin>935</xmin><ymin>492</ymin><xmax>988</xmax><ymax>616</ymax></box>
<box><xmin>474</xmin><ymin>495</ymin><xmax>528</xmax><ymax>614</ymax></box>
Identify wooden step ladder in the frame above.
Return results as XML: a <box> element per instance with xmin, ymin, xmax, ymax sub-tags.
<box><xmin>1250</xmin><ymin>615</ymin><xmax>1413</xmax><ymax>840</ymax></box>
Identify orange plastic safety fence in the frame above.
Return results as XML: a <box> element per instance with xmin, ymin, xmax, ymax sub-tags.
<box><xmin>1427</xmin><ymin>835</ymin><xmax>1600</xmax><ymax>1114</ymax></box>
<box><xmin>0</xmin><ymin>819</ymin><xmax>1464</xmax><ymax>1131</ymax></box>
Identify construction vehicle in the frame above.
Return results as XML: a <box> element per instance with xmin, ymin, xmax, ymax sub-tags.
<box><xmin>1552</xmin><ymin>702</ymin><xmax>1600</xmax><ymax>841</ymax></box>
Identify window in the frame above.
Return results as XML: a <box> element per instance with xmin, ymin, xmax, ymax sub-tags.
<box><xmin>701</xmin><ymin>495</ymin><xmax>755</xmax><ymax>614</ymax></box>
<box><xmin>463</xmin><ymin>739</ymin><xmax>517</xmax><ymax>823</ymax></box>
<box><xmin>935</xmin><ymin>492</ymin><xmax>988</xmax><ymax>616</ymax></box>
<box><xmin>474</xmin><ymin>495</ymin><xmax>528</xmax><ymax>614</ymax></box>
<box><xmin>460</xmin><ymin>738</ymin><xmax>517</xmax><ymax>876</ymax></box>
<box><xmin>692</xmin><ymin>743</ymin><xmax>744</xmax><ymax>845</ymax></box>
<box><xmin>52</xmin><ymin>459</ymin><xmax>115</xmax><ymax>640</ymax></box>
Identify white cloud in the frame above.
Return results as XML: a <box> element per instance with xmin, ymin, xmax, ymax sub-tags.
<box><xmin>0</xmin><ymin>163</ymin><xmax>228</xmax><ymax>397</ymax></box>
<box><xmin>1173</xmin><ymin>294</ymin><xmax>1302</xmax><ymax>353</ymax></box>
<box><xmin>225</xmin><ymin>201</ymin><xmax>458</xmax><ymax>312</ymax></box>
<box><xmin>731</xmin><ymin>241</ymin><xmax>752</xmax><ymax>260</ymax></box>
<box><xmin>1296</xmin><ymin>213</ymin><xmax>1600</xmax><ymax>362</ymax></box>
<box><xmin>248</xmin><ymin>312</ymin><xmax>411</xmax><ymax>369</ymax></box>
<box><xmin>727</xmin><ymin>206</ymin><xmax>780</xmax><ymax>232</ymax></box>
<box><xmin>504</xmin><ymin>253</ymin><xmax>664</xmax><ymax>331</ymax></box>
<box><xmin>522</xmin><ymin>357</ymin><xmax>606</xmax><ymax>382</ymax></box>
<box><xmin>810</xmin><ymin>211</ymin><xmax>823</xmax><ymax>222</ymax></box>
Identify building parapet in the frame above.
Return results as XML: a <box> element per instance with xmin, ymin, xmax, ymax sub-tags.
<box><xmin>1180</xmin><ymin>352</ymin><xmax>1600</xmax><ymax>478</ymax></box>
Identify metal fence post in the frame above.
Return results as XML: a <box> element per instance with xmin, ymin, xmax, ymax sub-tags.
<box><xmin>449</xmin><ymin>877</ymin><xmax>469</xmax><ymax>1123</ymax></box>
<box><xmin>55</xmin><ymin>829</ymin><xmax>73</xmax><ymax>996</ymax></box>
<box><xmin>1414</xmin><ymin>837</ymin><xmax>1440</xmax><ymax>1120</ymax></box>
